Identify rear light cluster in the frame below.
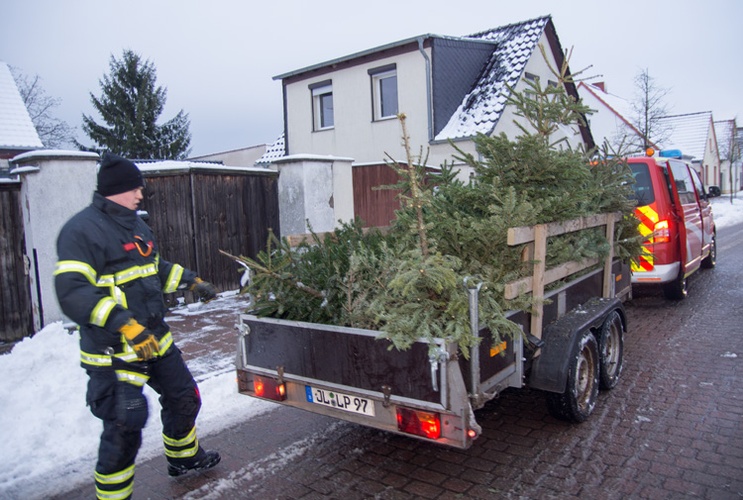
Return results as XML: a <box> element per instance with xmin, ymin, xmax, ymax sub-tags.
<box><xmin>654</xmin><ymin>220</ymin><xmax>670</xmax><ymax>243</ymax></box>
<box><xmin>238</xmin><ymin>372</ymin><xmax>287</xmax><ymax>402</ymax></box>
<box><xmin>396</xmin><ymin>407</ymin><xmax>441</xmax><ymax>440</ymax></box>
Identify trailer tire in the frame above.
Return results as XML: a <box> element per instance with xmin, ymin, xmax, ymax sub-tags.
<box><xmin>546</xmin><ymin>330</ymin><xmax>599</xmax><ymax>423</ymax></box>
<box><xmin>597</xmin><ymin>311</ymin><xmax>623</xmax><ymax>390</ymax></box>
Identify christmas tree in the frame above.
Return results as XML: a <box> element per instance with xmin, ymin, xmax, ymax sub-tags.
<box><xmin>229</xmin><ymin>51</ymin><xmax>640</xmax><ymax>357</ymax></box>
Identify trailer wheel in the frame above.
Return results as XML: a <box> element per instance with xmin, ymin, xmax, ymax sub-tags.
<box><xmin>597</xmin><ymin>311</ymin><xmax>623</xmax><ymax>390</ymax></box>
<box><xmin>546</xmin><ymin>330</ymin><xmax>599</xmax><ymax>423</ymax></box>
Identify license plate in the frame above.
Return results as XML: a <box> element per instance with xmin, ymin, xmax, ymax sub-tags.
<box><xmin>305</xmin><ymin>385</ymin><xmax>375</xmax><ymax>417</ymax></box>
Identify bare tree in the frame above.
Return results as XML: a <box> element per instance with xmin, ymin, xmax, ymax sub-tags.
<box><xmin>629</xmin><ymin>68</ymin><xmax>672</xmax><ymax>150</ymax></box>
<box><xmin>11</xmin><ymin>66</ymin><xmax>76</xmax><ymax>149</ymax></box>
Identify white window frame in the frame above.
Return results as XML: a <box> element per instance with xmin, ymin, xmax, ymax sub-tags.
<box><xmin>311</xmin><ymin>81</ymin><xmax>334</xmax><ymax>131</ymax></box>
<box><xmin>370</xmin><ymin>66</ymin><xmax>398</xmax><ymax>121</ymax></box>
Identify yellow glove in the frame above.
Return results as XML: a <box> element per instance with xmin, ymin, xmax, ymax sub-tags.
<box><xmin>119</xmin><ymin>319</ymin><xmax>159</xmax><ymax>361</ymax></box>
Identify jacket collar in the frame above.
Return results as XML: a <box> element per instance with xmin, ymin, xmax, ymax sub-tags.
<box><xmin>92</xmin><ymin>192</ymin><xmax>139</xmax><ymax>230</ymax></box>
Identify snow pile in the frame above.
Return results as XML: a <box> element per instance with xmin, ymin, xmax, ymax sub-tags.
<box><xmin>0</xmin><ymin>320</ymin><xmax>274</xmax><ymax>499</ymax></box>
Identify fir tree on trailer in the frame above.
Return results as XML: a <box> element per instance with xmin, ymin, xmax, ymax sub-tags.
<box><xmin>227</xmin><ymin>46</ymin><xmax>640</xmax><ymax>358</ymax></box>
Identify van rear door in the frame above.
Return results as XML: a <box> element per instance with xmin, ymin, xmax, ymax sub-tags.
<box><xmin>666</xmin><ymin>160</ymin><xmax>703</xmax><ymax>275</ymax></box>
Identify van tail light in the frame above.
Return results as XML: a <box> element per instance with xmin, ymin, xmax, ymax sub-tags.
<box><xmin>654</xmin><ymin>220</ymin><xmax>670</xmax><ymax>243</ymax></box>
<box><xmin>253</xmin><ymin>375</ymin><xmax>286</xmax><ymax>401</ymax></box>
<box><xmin>396</xmin><ymin>407</ymin><xmax>441</xmax><ymax>440</ymax></box>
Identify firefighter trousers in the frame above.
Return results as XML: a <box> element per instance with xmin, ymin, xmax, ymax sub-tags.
<box><xmin>86</xmin><ymin>347</ymin><xmax>203</xmax><ymax>500</ymax></box>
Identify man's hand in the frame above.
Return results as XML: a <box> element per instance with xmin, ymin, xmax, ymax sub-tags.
<box><xmin>119</xmin><ymin>319</ymin><xmax>159</xmax><ymax>361</ymax></box>
<box><xmin>190</xmin><ymin>277</ymin><xmax>218</xmax><ymax>302</ymax></box>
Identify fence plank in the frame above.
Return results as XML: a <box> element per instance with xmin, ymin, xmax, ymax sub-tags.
<box><xmin>0</xmin><ymin>184</ymin><xmax>33</xmax><ymax>343</ymax></box>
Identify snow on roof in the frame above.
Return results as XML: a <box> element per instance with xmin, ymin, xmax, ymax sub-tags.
<box><xmin>714</xmin><ymin>119</ymin><xmax>736</xmax><ymax>159</ymax></box>
<box><xmin>579</xmin><ymin>82</ymin><xmax>634</xmax><ymax>123</ymax></box>
<box><xmin>136</xmin><ymin>159</ymin><xmax>275</xmax><ymax>175</ymax></box>
<box><xmin>658</xmin><ymin>111</ymin><xmax>713</xmax><ymax>160</ymax></box>
<box><xmin>254</xmin><ymin>133</ymin><xmax>285</xmax><ymax>166</ymax></box>
<box><xmin>434</xmin><ymin>16</ymin><xmax>551</xmax><ymax>141</ymax></box>
<box><xmin>0</xmin><ymin>62</ymin><xmax>43</xmax><ymax>150</ymax></box>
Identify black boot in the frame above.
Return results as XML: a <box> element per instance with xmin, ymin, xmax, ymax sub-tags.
<box><xmin>167</xmin><ymin>450</ymin><xmax>221</xmax><ymax>477</ymax></box>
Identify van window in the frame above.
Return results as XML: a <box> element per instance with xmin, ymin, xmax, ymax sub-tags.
<box><xmin>668</xmin><ymin>161</ymin><xmax>696</xmax><ymax>205</ymax></box>
<box><xmin>629</xmin><ymin>163</ymin><xmax>655</xmax><ymax>206</ymax></box>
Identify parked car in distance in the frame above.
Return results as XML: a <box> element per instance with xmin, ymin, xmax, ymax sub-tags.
<box><xmin>708</xmin><ymin>185</ymin><xmax>721</xmax><ymax>197</ymax></box>
<box><xmin>628</xmin><ymin>149</ymin><xmax>716</xmax><ymax>299</ymax></box>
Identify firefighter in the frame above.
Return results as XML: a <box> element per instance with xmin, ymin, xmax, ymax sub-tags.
<box><xmin>54</xmin><ymin>153</ymin><xmax>221</xmax><ymax>500</ymax></box>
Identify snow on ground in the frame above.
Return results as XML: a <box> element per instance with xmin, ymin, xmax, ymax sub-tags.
<box><xmin>0</xmin><ymin>193</ymin><xmax>740</xmax><ymax>499</ymax></box>
<box><xmin>0</xmin><ymin>294</ymin><xmax>275</xmax><ymax>499</ymax></box>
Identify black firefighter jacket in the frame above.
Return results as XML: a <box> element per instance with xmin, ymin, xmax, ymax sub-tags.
<box><xmin>54</xmin><ymin>192</ymin><xmax>197</xmax><ymax>370</ymax></box>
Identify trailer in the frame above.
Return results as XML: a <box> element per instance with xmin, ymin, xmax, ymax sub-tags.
<box><xmin>235</xmin><ymin>212</ymin><xmax>630</xmax><ymax>449</ymax></box>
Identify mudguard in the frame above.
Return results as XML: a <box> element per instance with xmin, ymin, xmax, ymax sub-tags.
<box><xmin>528</xmin><ymin>297</ymin><xmax>625</xmax><ymax>393</ymax></box>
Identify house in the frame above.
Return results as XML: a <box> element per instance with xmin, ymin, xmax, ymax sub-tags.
<box><xmin>713</xmin><ymin>119</ymin><xmax>739</xmax><ymax>194</ymax></box>
<box><xmin>0</xmin><ymin>61</ymin><xmax>43</xmax><ymax>177</ymax></box>
<box><xmin>188</xmin><ymin>143</ymin><xmax>268</xmax><ymax>167</ymax></box>
<box><xmin>260</xmin><ymin>16</ymin><xmax>592</xmax><ymax>226</ymax></box>
<box><xmin>658</xmin><ymin>111</ymin><xmax>721</xmax><ymax>188</ymax></box>
<box><xmin>577</xmin><ymin>81</ymin><xmax>657</xmax><ymax>154</ymax></box>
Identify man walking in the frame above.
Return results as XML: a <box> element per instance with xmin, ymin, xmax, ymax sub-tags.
<box><xmin>54</xmin><ymin>153</ymin><xmax>220</xmax><ymax>500</ymax></box>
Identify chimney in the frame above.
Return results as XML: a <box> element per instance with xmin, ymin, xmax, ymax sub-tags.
<box><xmin>594</xmin><ymin>82</ymin><xmax>606</xmax><ymax>92</ymax></box>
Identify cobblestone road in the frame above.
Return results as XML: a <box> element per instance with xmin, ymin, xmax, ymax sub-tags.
<box><xmin>58</xmin><ymin>223</ymin><xmax>743</xmax><ymax>499</ymax></box>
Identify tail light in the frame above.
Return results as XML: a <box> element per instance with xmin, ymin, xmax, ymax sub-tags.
<box><xmin>654</xmin><ymin>220</ymin><xmax>670</xmax><ymax>243</ymax></box>
<box><xmin>396</xmin><ymin>407</ymin><xmax>441</xmax><ymax>440</ymax></box>
<box><xmin>253</xmin><ymin>375</ymin><xmax>286</xmax><ymax>401</ymax></box>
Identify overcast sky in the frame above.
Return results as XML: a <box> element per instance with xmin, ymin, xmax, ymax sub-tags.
<box><xmin>2</xmin><ymin>0</ymin><xmax>740</xmax><ymax>157</ymax></box>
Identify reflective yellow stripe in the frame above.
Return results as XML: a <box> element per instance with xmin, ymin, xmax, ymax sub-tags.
<box><xmin>163</xmin><ymin>426</ymin><xmax>200</xmax><ymax>458</ymax></box>
<box><xmin>95</xmin><ymin>484</ymin><xmax>134</xmax><ymax>500</ymax></box>
<box><xmin>90</xmin><ymin>297</ymin><xmax>117</xmax><ymax>327</ymax></box>
<box><xmin>116</xmin><ymin>370</ymin><xmax>150</xmax><ymax>386</ymax></box>
<box><xmin>163</xmin><ymin>426</ymin><xmax>197</xmax><ymax>447</ymax></box>
<box><xmin>114</xmin><ymin>263</ymin><xmax>158</xmax><ymax>285</ymax></box>
<box><xmin>54</xmin><ymin>260</ymin><xmax>97</xmax><ymax>285</ymax></box>
<box><xmin>94</xmin><ymin>464</ymin><xmax>135</xmax><ymax>500</ymax></box>
<box><xmin>164</xmin><ymin>264</ymin><xmax>184</xmax><ymax>293</ymax></box>
<box><xmin>81</xmin><ymin>351</ymin><xmax>112</xmax><ymax>367</ymax></box>
<box><xmin>158</xmin><ymin>332</ymin><xmax>173</xmax><ymax>355</ymax></box>
<box><xmin>95</xmin><ymin>464</ymin><xmax>135</xmax><ymax>485</ymax></box>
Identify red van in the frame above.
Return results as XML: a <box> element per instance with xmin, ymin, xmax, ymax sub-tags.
<box><xmin>628</xmin><ymin>150</ymin><xmax>716</xmax><ymax>299</ymax></box>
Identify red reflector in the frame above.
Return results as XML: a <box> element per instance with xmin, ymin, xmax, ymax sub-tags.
<box><xmin>253</xmin><ymin>375</ymin><xmax>286</xmax><ymax>401</ymax></box>
<box><xmin>396</xmin><ymin>407</ymin><xmax>441</xmax><ymax>440</ymax></box>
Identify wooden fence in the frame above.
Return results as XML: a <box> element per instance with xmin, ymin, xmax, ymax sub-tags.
<box><xmin>0</xmin><ymin>183</ymin><xmax>33</xmax><ymax>345</ymax></box>
<box><xmin>140</xmin><ymin>166</ymin><xmax>280</xmax><ymax>296</ymax></box>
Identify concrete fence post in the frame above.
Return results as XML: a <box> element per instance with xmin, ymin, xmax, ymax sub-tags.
<box><xmin>10</xmin><ymin>150</ymin><xmax>99</xmax><ymax>329</ymax></box>
<box><xmin>272</xmin><ymin>154</ymin><xmax>355</xmax><ymax>237</ymax></box>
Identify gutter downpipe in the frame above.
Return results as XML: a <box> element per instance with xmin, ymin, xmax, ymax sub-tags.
<box><xmin>417</xmin><ymin>37</ymin><xmax>433</xmax><ymax>142</ymax></box>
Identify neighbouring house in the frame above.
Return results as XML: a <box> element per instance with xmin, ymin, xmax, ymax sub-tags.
<box><xmin>713</xmin><ymin>119</ymin><xmax>740</xmax><ymax>194</ymax></box>
<box><xmin>188</xmin><ymin>143</ymin><xmax>268</xmax><ymax>167</ymax></box>
<box><xmin>658</xmin><ymin>111</ymin><xmax>721</xmax><ymax>189</ymax></box>
<box><xmin>259</xmin><ymin>15</ymin><xmax>593</xmax><ymax>227</ymax></box>
<box><xmin>577</xmin><ymin>81</ymin><xmax>657</xmax><ymax>154</ymax></box>
<box><xmin>0</xmin><ymin>61</ymin><xmax>43</xmax><ymax>177</ymax></box>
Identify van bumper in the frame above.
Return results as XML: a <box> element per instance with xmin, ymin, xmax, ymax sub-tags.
<box><xmin>631</xmin><ymin>262</ymin><xmax>680</xmax><ymax>284</ymax></box>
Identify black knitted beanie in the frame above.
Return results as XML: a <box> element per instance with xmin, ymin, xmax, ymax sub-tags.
<box><xmin>97</xmin><ymin>153</ymin><xmax>144</xmax><ymax>196</ymax></box>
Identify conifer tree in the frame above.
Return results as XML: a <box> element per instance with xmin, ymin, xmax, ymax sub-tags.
<box><xmin>228</xmin><ymin>46</ymin><xmax>640</xmax><ymax>357</ymax></box>
<box><xmin>78</xmin><ymin>50</ymin><xmax>191</xmax><ymax>159</ymax></box>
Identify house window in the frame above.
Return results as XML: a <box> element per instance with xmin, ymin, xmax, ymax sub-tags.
<box><xmin>369</xmin><ymin>65</ymin><xmax>398</xmax><ymax>120</ymax></box>
<box><xmin>310</xmin><ymin>80</ymin><xmax>334</xmax><ymax>130</ymax></box>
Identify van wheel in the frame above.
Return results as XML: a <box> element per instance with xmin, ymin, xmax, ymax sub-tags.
<box><xmin>597</xmin><ymin>311</ymin><xmax>623</xmax><ymax>390</ymax></box>
<box><xmin>662</xmin><ymin>271</ymin><xmax>688</xmax><ymax>300</ymax></box>
<box><xmin>701</xmin><ymin>233</ymin><xmax>716</xmax><ymax>269</ymax></box>
<box><xmin>546</xmin><ymin>330</ymin><xmax>599</xmax><ymax>422</ymax></box>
